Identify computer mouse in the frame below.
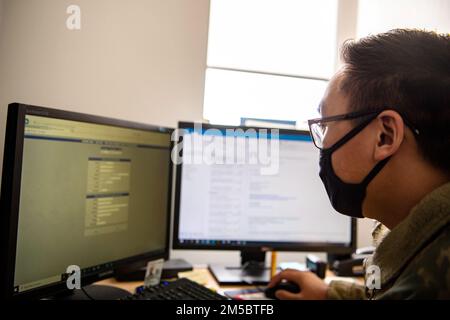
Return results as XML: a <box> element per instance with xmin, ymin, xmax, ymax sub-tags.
<box><xmin>264</xmin><ymin>281</ymin><xmax>301</xmax><ymax>300</ymax></box>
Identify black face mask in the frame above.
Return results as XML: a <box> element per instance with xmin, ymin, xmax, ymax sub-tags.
<box><xmin>319</xmin><ymin>115</ymin><xmax>390</xmax><ymax>218</ymax></box>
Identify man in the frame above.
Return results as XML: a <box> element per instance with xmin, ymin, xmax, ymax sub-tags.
<box><xmin>269</xmin><ymin>29</ymin><xmax>450</xmax><ymax>299</ymax></box>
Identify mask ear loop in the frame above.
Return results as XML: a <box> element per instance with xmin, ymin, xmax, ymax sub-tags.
<box><xmin>322</xmin><ymin>112</ymin><xmax>382</xmax><ymax>154</ymax></box>
<box><xmin>361</xmin><ymin>157</ymin><xmax>391</xmax><ymax>186</ymax></box>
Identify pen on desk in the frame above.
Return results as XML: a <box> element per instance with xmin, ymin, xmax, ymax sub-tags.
<box><xmin>270</xmin><ymin>251</ymin><xmax>277</xmax><ymax>278</ymax></box>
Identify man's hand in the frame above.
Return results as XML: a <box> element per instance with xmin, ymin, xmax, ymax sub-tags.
<box><xmin>268</xmin><ymin>269</ymin><xmax>328</xmax><ymax>300</ymax></box>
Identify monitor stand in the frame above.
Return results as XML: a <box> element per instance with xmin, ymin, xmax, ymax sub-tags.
<box><xmin>209</xmin><ymin>250</ymin><xmax>273</xmax><ymax>285</ymax></box>
<box><xmin>54</xmin><ymin>284</ymin><xmax>130</xmax><ymax>300</ymax></box>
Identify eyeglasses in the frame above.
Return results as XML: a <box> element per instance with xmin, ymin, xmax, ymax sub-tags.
<box><xmin>307</xmin><ymin>109</ymin><xmax>420</xmax><ymax>150</ymax></box>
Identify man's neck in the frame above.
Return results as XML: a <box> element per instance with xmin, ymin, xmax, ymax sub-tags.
<box><xmin>365</xmin><ymin>158</ymin><xmax>449</xmax><ymax>230</ymax></box>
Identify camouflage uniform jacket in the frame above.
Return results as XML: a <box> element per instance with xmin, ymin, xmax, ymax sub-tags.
<box><xmin>327</xmin><ymin>182</ymin><xmax>450</xmax><ymax>300</ymax></box>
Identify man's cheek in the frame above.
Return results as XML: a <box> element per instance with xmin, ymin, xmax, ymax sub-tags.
<box><xmin>332</xmin><ymin>144</ymin><xmax>366</xmax><ymax>183</ymax></box>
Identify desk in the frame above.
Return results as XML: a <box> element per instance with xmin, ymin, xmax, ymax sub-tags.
<box><xmin>96</xmin><ymin>267</ymin><xmax>364</xmax><ymax>296</ymax></box>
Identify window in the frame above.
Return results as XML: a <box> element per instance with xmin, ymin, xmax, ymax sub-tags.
<box><xmin>203</xmin><ymin>0</ymin><xmax>448</xmax><ymax>128</ymax></box>
<box><xmin>203</xmin><ymin>0</ymin><xmax>340</xmax><ymax>128</ymax></box>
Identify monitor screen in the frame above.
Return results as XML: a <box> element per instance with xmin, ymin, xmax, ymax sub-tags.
<box><xmin>174</xmin><ymin>122</ymin><xmax>354</xmax><ymax>251</ymax></box>
<box><xmin>3</xmin><ymin>104</ymin><xmax>173</xmax><ymax>297</ymax></box>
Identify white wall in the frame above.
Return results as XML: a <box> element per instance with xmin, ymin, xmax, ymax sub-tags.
<box><xmin>335</xmin><ymin>0</ymin><xmax>358</xmax><ymax>70</ymax></box>
<box><xmin>0</xmin><ymin>0</ymin><xmax>4</xmax><ymax>27</ymax></box>
<box><xmin>357</xmin><ymin>0</ymin><xmax>450</xmax><ymax>37</ymax></box>
<box><xmin>0</xmin><ymin>0</ymin><xmax>209</xmax><ymax>180</ymax></box>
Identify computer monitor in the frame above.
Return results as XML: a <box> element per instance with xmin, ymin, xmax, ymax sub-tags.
<box><xmin>0</xmin><ymin>103</ymin><xmax>173</xmax><ymax>299</ymax></box>
<box><xmin>173</xmin><ymin>122</ymin><xmax>356</xmax><ymax>284</ymax></box>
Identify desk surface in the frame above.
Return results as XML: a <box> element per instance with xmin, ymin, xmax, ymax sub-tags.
<box><xmin>96</xmin><ymin>267</ymin><xmax>363</xmax><ymax>296</ymax></box>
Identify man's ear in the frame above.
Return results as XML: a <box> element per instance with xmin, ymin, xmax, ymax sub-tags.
<box><xmin>373</xmin><ymin>110</ymin><xmax>405</xmax><ymax>161</ymax></box>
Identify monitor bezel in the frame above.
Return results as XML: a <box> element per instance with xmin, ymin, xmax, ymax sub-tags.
<box><xmin>0</xmin><ymin>103</ymin><xmax>174</xmax><ymax>299</ymax></box>
<box><xmin>172</xmin><ymin>121</ymin><xmax>357</xmax><ymax>254</ymax></box>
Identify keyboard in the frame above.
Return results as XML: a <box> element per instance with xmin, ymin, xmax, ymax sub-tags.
<box><xmin>122</xmin><ymin>278</ymin><xmax>228</xmax><ymax>300</ymax></box>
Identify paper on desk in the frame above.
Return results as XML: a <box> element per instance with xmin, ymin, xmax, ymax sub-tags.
<box><xmin>178</xmin><ymin>269</ymin><xmax>210</xmax><ymax>286</ymax></box>
<box><xmin>223</xmin><ymin>288</ymin><xmax>272</xmax><ymax>300</ymax></box>
<box><xmin>279</xmin><ymin>262</ymin><xmax>307</xmax><ymax>271</ymax></box>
